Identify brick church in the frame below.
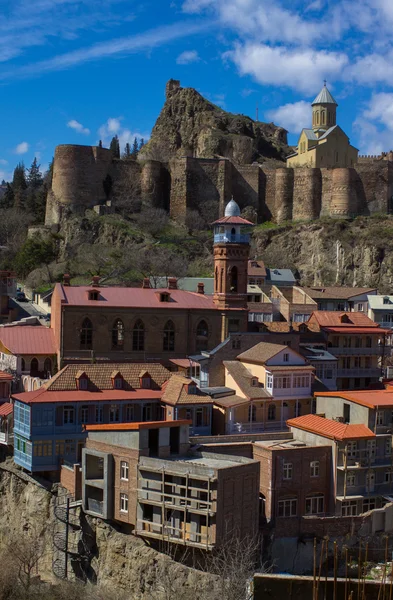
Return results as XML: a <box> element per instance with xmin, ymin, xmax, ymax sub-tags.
<box><xmin>50</xmin><ymin>199</ymin><xmax>253</xmax><ymax>366</ymax></box>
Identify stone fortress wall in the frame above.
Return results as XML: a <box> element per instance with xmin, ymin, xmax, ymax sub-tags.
<box><xmin>45</xmin><ymin>144</ymin><xmax>393</xmax><ymax>227</ymax></box>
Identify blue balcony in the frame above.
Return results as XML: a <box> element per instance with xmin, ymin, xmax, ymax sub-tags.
<box><xmin>214</xmin><ymin>233</ymin><xmax>250</xmax><ymax>244</ymax></box>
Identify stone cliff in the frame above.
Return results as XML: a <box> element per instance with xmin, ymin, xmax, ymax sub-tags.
<box><xmin>140</xmin><ymin>79</ymin><xmax>289</xmax><ymax>164</ymax></box>
<box><xmin>254</xmin><ymin>216</ymin><xmax>393</xmax><ymax>292</ymax></box>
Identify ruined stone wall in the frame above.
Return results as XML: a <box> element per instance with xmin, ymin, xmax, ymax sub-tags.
<box><xmin>260</xmin><ymin>168</ymin><xmax>277</xmax><ymax>220</ymax></box>
<box><xmin>354</xmin><ymin>160</ymin><xmax>393</xmax><ymax>214</ymax></box>
<box><xmin>46</xmin><ymin>144</ymin><xmax>112</xmax><ymax>225</ymax></box>
<box><xmin>232</xmin><ymin>164</ymin><xmax>263</xmax><ymax>213</ymax></box>
<box><xmin>275</xmin><ymin>168</ymin><xmax>293</xmax><ymax>223</ymax></box>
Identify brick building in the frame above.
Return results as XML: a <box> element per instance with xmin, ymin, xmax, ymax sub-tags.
<box><xmin>307</xmin><ymin>311</ymin><xmax>388</xmax><ymax>390</ymax></box>
<box><xmin>270</xmin><ymin>286</ymin><xmax>317</xmax><ymax>323</ymax></box>
<box><xmin>50</xmin><ymin>199</ymin><xmax>252</xmax><ymax>366</ymax></box>
<box><xmin>81</xmin><ymin>421</ymin><xmax>260</xmax><ymax>548</ymax></box>
<box><xmin>253</xmin><ymin>438</ymin><xmax>332</xmax><ymax>523</ymax></box>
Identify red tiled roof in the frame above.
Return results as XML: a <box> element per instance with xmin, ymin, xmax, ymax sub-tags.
<box><xmin>55</xmin><ymin>283</ymin><xmax>234</xmax><ymax>310</ymax></box>
<box><xmin>212</xmin><ymin>216</ymin><xmax>254</xmax><ymax>225</ymax></box>
<box><xmin>0</xmin><ymin>371</ymin><xmax>12</xmax><ymax>380</ymax></box>
<box><xmin>12</xmin><ymin>389</ymin><xmax>163</xmax><ymax>405</ymax></box>
<box><xmin>315</xmin><ymin>389</ymin><xmax>393</xmax><ymax>408</ymax></box>
<box><xmin>85</xmin><ymin>420</ymin><xmax>191</xmax><ymax>431</ymax></box>
<box><xmin>0</xmin><ymin>326</ymin><xmax>56</xmax><ymax>355</ymax></box>
<box><xmin>308</xmin><ymin>311</ymin><xmax>379</xmax><ymax>328</ymax></box>
<box><xmin>287</xmin><ymin>414</ymin><xmax>375</xmax><ymax>441</ymax></box>
<box><xmin>0</xmin><ymin>402</ymin><xmax>13</xmax><ymax>417</ymax></box>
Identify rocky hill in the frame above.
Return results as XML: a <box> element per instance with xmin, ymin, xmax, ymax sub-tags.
<box><xmin>140</xmin><ymin>79</ymin><xmax>290</xmax><ymax>164</ymax></box>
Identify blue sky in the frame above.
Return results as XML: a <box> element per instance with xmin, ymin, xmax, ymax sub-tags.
<box><xmin>1</xmin><ymin>0</ymin><xmax>393</xmax><ymax>181</ymax></box>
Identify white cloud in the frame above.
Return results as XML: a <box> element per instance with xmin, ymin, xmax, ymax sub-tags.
<box><xmin>226</xmin><ymin>43</ymin><xmax>348</xmax><ymax>93</ymax></box>
<box><xmin>98</xmin><ymin>117</ymin><xmax>149</xmax><ymax>151</ymax></box>
<box><xmin>15</xmin><ymin>141</ymin><xmax>29</xmax><ymax>154</ymax></box>
<box><xmin>176</xmin><ymin>50</ymin><xmax>200</xmax><ymax>64</ymax></box>
<box><xmin>354</xmin><ymin>92</ymin><xmax>393</xmax><ymax>154</ymax></box>
<box><xmin>266</xmin><ymin>101</ymin><xmax>310</xmax><ymax>133</ymax></box>
<box><xmin>348</xmin><ymin>51</ymin><xmax>393</xmax><ymax>86</ymax></box>
<box><xmin>67</xmin><ymin>119</ymin><xmax>90</xmax><ymax>135</ymax></box>
<box><xmin>0</xmin><ymin>159</ymin><xmax>8</xmax><ymax>165</ymax></box>
<box><xmin>0</xmin><ymin>21</ymin><xmax>210</xmax><ymax>81</ymax></box>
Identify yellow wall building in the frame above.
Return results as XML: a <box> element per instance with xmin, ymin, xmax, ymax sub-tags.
<box><xmin>287</xmin><ymin>84</ymin><xmax>358</xmax><ymax>169</ymax></box>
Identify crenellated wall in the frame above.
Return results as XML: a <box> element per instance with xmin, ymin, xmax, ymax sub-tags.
<box><xmin>46</xmin><ymin>143</ymin><xmax>393</xmax><ymax>226</ymax></box>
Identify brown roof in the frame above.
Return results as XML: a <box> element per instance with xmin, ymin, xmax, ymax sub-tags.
<box><xmin>213</xmin><ymin>395</ymin><xmax>250</xmax><ymax>408</ymax></box>
<box><xmin>308</xmin><ymin>311</ymin><xmax>380</xmax><ymax>328</ymax></box>
<box><xmin>169</xmin><ymin>359</ymin><xmax>199</xmax><ymax>368</ymax></box>
<box><xmin>303</xmin><ymin>287</ymin><xmax>377</xmax><ymax>300</ymax></box>
<box><xmin>85</xmin><ymin>420</ymin><xmax>191</xmax><ymax>431</ymax></box>
<box><xmin>287</xmin><ymin>414</ymin><xmax>375</xmax><ymax>441</ymax></box>
<box><xmin>0</xmin><ymin>326</ymin><xmax>56</xmax><ymax>355</ymax></box>
<box><xmin>46</xmin><ymin>363</ymin><xmax>171</xmax><ymax>392</ymax></box>
<box><xmin>162</xmin><ymin>375</ymin><xmax>213</xmax><ymax>406</ymax></box>
<box><xmin>247</xmin><ymin>302</ymin><xmax>273</xmax><ymax>312</ymax></box>
<box><xmin>0</xmin><ymin>402</ymin><xmax>12</xmax><ymax>417</ymax></box>
<box><xmin>248</xmin><ymin>260</ymin><xmax>267</xmax><ymax>277</ymax></box>
<box><xmin>223</xmin><ymin>361</ymin><xmax>270</xmax><ymax>399</ymax></box>
<box><xmin>237</xmin><ymin>342</ymin><xmax>289</xmax><ymax>363</ymax></box>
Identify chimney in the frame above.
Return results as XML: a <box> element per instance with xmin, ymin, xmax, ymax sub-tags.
<box><xmin>197</xmin><ymin>282</ymin><xmax>205</xmax><ymax>294</ymax></box>
<box><xmin>168</xmin><ymin>278</ymin><xmax>178</xmax><ymax>290</ymax></box>
<box><xmin>92</xmin><ymin>276</ymin><xmax>100</xmax><ymax>287</ymax></box>
<box><xmin>63</xmin><ymin>274</ymin><xmax>71</xmax><ymax>287</ymax></box>
<box><xmin>142</xmin><ymin>278</ymin><xmax>151</xmax><ymax>289</ymax></box>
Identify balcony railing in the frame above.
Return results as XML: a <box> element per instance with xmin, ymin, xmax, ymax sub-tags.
<box><xmin>87</xmin><ymin>498</ymin><xmax>103</xmax><ymax>515</ymax></box>
<box><xmin>0</xmin><ymin>432</ymin><xmax>12</xmax><ymax>445</ymax></box>
<box><xmin>214</xmin><ymin>233</ymin><xmax>250</xmax><ymax>244</ymax></box>
<box><xmin>328</xmin><ymin>347</ymin><xmax>383</xmax><ymax>356</ymax></box>
<box><xmin>336</xmin><ymin>368</ymin><xmax>381</xmax><ymax>378</ymax></box>
<box><xmin>227</xmin><ymin>421</ymin><xmax>287</xmax><ymax>434</ymax></box>
<box><xmin>136</xmin><ymin>519</ymin><xmax>211</xmax><ymax>547</ymax></box>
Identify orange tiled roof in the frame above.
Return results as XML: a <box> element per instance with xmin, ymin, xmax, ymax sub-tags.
<box><xmin>85</xmin><ymin>420</ymin><xmax>191</xmax><ymax>432</ymax></box>
<box><xmin>315</xmin><ymin>389</ymin><xmax>393</xmax><ymax>408</ymax></box>
<box><xmin>308</xmin><ymin>311</ymin><xmax>379</xmax><ymax>328</ymax></box>
<box><xmin>287</xmin><ymin>414</ymin><xmax>375</xmax><ymax>441</ymax></box>
<box><xmin>0</xmin><ymin>326</ymin><xmax>56</xmax><ymax>355</ymax></box>
<box><xmin>0</xmin><ymin>402</ymin><xmax>13</xmax><ymax>417</ymax></box>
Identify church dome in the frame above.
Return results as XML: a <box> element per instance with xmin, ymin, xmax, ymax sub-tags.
<box><xmin>224</xmin><ymin>198</ymin><xmax>241</xmax><ymax>217</ymax></box>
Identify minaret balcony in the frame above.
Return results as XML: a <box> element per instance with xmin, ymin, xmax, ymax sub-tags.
<box><xmin>214</xmin><ymin>233</ymin><xmax>250</xmax><ymax>244</ymax></box>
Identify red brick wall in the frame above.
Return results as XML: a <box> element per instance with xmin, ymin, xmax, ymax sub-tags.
<box><xmin>60</xmin><ymin>464</ymin><xmax>82</xmax><ymax>499</ymax></box>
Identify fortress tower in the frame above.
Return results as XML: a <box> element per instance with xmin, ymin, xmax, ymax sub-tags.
<box><xmin>212</xmin><ymin>198</ymin><xmax>253</xmax><ymax>310</ymax></box>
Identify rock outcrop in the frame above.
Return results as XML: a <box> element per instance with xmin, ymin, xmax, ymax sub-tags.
<box><xmin>140</xmin><ymin>79</ymin><xmax>289</xmax><ymax>164</ymax></box>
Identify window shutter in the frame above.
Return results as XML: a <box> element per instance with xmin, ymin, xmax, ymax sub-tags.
<box><xmin>55</xmin><ymin>406</ymin><xmax>63</xmax><ymax>426</ymax></box>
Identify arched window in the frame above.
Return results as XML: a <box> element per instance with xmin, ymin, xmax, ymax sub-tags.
<box><xmin>230</xmin><ymin>266</ymin><xmax>238</xmax><ymax>292</ymax></box>
<box><xmin>322</xmin><ymin>111</ymin><xmax>325</xmax><ymax>125</ymax></box>
<box><xmin>163</xmin><ymin>320</ymin><xmax>175</xmax><ymax>352</ymax></box>
<box><xmin>316</xmin><ymin>112</ymin><xmax>320</xmax><ymax>125</ymax></box>
<box><xmin>112</xmin><ymin>319</ymin><xmax>125</xmax><ymax>349</ymax></box>
<box><xmin>215</xmin><ymin>267</ymin><xmax>218</xmax><ymax>292</ymax></box>
<box><xmin>248</xmin><ymin>404</ymin><xmax>256</xmax><ymax>422</ymax></box>
<box><xmin>220</xmin><ymin>268</ymin><xmax>224</xmax><ymax>293</ymax></box>
<box><xmin>267</xmin><ymin>404</ymin><xmax>276</xmax><ymax>421</ymax></box>
<box><xmin>30</xmin><ymin>358</ymin><xmax>39</xmax><ymax>376</ymax></box>
<box><xmin>21</xmin><ymin>358</ymin><xmax>26</xmax><ymax>372</ymax></box>
<box><xmin>132</xmin><ymin>319</ymin><xmax>145</xmax><ymax>351</ymax></box>
<box><xmin>44</xmin><ymin>358</ymin><xmax>52</xmax><ymax>377</ymax></box>
<box><xmin>196</xmin><ymin>320</ymin><xmax>209</xmax><ymax>351</ymax></box>
<box><xmin>80</xmin><ymin>318</ymin><xmax>93</xmax><ymax>350</ymax></box>
<box><xmin>231</xmin><ymin>227</ymin><xmax>236</xmax><ymax>241</ymax></box>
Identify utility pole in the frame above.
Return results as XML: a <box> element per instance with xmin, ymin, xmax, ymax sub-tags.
<box><xmin>256</xmin><ymin>102</ymin><xmax>259</xmax><ymax>121</ymax></box>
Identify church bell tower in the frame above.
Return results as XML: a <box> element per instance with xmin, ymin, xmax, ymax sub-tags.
<box><xmin>212</xmin><ymin>198</ymin><xmax>253</xmax><ymax>309</ymax></box>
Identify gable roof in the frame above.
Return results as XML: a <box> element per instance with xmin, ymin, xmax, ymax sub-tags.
<box><xmin>248</xmin><ymin>260</ymin><xmax>267</xmax><ymax>277</ymax></box>
<box><xmin>237</xmin><ymin>342</ymin><xmax>291</xmax><ymax>363</ymax></box>
<box><xmin>0</xmin><ymin>402</ymin><xmax>13</xmax><ymax>417</ymax></box>
<box><xmin>162</xmin><ymin>375</ymin><xmax>213</xmax><ymax>406</ymax></box>
<box><xmin>0</xmin><ymin>326</ymin><xmax>56</xmax><ymax>355</ymax></box>
<box><xmin>368</xmin><ymin>295</ymin><xmax>393</xmax><ymax>310</ymax></box>
<box><xmin>223</xmin><ymin>361</ymin><xmax>270</xmax><ymax>399</ymax></box>
<box><xmin>287</xmin><ymin>414</ymin><xmax>374</xmax><ymax>441</ymax></box>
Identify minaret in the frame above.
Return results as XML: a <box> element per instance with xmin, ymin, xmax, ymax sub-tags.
<box><xmin>212</xmin><ymin>198</ymin><xmax>253</xmax><ymax>309</ymax></box>
<box><xmin>311</xmin><ymin>82</ymin><xmax>338</xmax><ymax>132</ymax></box>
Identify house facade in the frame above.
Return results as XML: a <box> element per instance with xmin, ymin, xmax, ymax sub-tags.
<box><xmin>307</xmin><ymin>311</ymin><xmax>387</xmax><ymax>390</ymax></box>
<box><xmin>303</xmin><ymin>287</ymin><xmax>377</xmax><ymax>313</ymax></box>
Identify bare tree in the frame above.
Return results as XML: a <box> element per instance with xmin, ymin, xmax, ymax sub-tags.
<box><xmin>136</xmin><ymin>246</ymin><xmax>188</xmax><ymax>287</ymax></box>
<box><xmin>137</xmin><ymin>208</ymin><xmax>169</xmax><ymax>237</ymax></box>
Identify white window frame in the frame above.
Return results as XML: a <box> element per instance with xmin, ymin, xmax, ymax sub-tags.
<box><xmin>376</xmin><ymin>411</ymin><xmax>384</xmax><ymax>426</ymax></box>
<box><xmin>266</xmin><ymin>374</ymin><xmax>273</xmax><ymax>389</ymax></box>
<box><xmin>347</xmin><ymin>441</ymin><xmax>358</xmax><ymax>458</ymax></box>
<box><xmin>305</xmin><ymin>495</ymin><xmax>324</xmax><ymax>515</ymax></box>
<box><xmin>95</xmin><ymin>405</ymin><xmax>103</xmax><ymax>423</ymax></box>
<box><xmin>109</xmin><ymin>404</ymin><xmax>120</xmax><ymax>423</ymax></box>
<box><xmin>63</xmin><ymin>406</ymin><xmax>75</xmax><ymax>425</ymax></box>
<box><xmin>283</xmin><ymin>462</ymin><xmax>293</xmax><ymax>480</ymax></box>
<box><xmin>342</xmin><ymin>500</ymin><xmax>357</xmax><ymax>516</ymax></box>
<box><xmin>385</xmin><ymin>470</ymin><xmax>393</xmax><ymax>483</ymax></box>
<box><xmin>278</xmin><ymin>498</ymin><xmax>297</xmax><ymax>517</ymax></box>
<box><xmin>283</xmin><ymin>353</ymin><xmax>289</xmax><ymax>363</ymax></box>
<box><xmin>367</xmin><ymin>439</ymin><xmax>376</xmax><ymax>458</ymax></box>
<box><xmin>120</xmin><ymin>493</ymin><xmax>129</xmax><ymax>513</ymax></box>
<box><xmin>386</xmin><ymin>438</ymin><xmax>392</xmax><ymax>455</ymax></box>
<box><xmin>347</xmin><ymin>472</ymin><xmax>356</xmax><ymax>487</ymax></box>
<box><xmin>310</xmin><ymin>461</ymin><xmax>320</xmax><ymax>478</ymax></box>
<box><xmin>80</xmin><ymin>405</ymin><xmax>89</xmax><ymax>424</ymax></box>
<box><xmin>120</xmin><ymin>461</ymin><xmax>129</xmax><ymax>481</ymax></box>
